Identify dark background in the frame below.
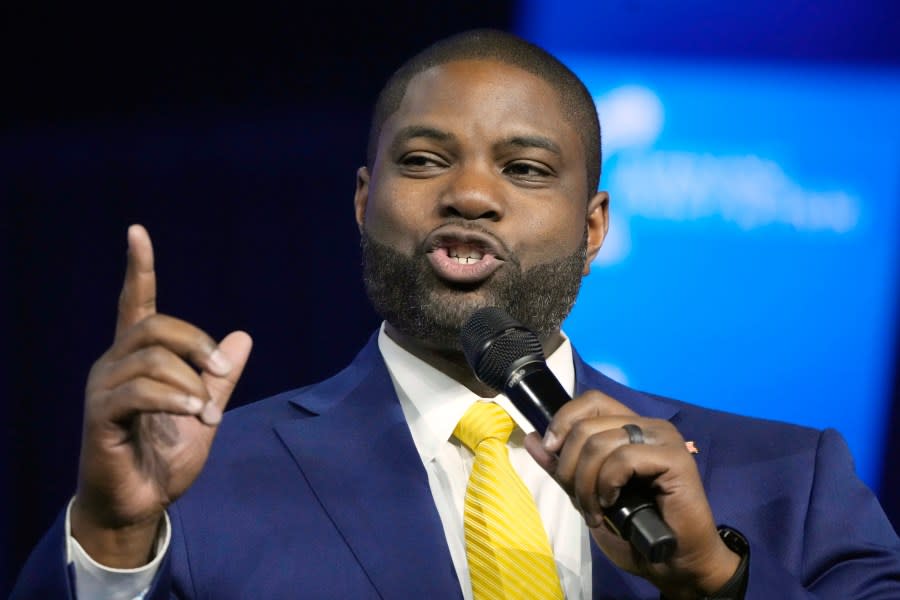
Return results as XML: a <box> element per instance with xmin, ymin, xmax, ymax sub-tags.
<box><xmin>3</xmin><ymin>2</ymin><xmax>899</xmax><ymax>595</ymax></box>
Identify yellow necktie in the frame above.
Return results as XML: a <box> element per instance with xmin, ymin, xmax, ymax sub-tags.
<box><xmin>454</xmin><ymin>402</ymin><xmax>564</xmax><ymax>600</ymax></box>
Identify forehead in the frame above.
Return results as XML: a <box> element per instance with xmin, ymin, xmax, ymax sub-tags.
<box><xmin>379</xmin><ymin>59</ymin><xmax>581</xmax><ymax>154</ymax></box>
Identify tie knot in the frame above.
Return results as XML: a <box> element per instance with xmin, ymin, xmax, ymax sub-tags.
<box><xmin>454</xmin><ymin>402</ymin><xmax>514</xmax><ymax>452</ymax></box>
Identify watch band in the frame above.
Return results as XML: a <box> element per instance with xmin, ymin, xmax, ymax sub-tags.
<box><xmin>703</xmin><ymin>526</ymin><xmax>750</xmax><ymax>600</ymax></box>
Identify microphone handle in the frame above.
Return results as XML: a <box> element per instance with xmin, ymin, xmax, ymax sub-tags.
<box><xmin>504</xmin><ymin>360</ymin><xmax>677</xmax><ymax>563</ymax></box>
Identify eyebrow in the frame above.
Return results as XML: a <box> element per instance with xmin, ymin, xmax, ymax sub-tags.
<box><xmin>389</xmin><ymin>126</ymin><xmax>562</xmax><ymax>157</ymax></box>
<box><xmin>502</xmin><ymin>135</ymin><xmax>562</xmax><ymax>156</ymax></box>
<box><xmin>391</xmin><ymin>125</ymin><xmax>455</xmax><ymax>149</ymax></box>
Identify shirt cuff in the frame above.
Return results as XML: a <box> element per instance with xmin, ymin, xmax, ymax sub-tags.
<box><xmin>65</xmin><ymin>497</ymin><xmax>171</xmax><ymax>600</ymax></box>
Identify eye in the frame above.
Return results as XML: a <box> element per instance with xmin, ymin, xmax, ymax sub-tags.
<box><xmin>503</xmin><ymin>161</ymin><xmax>554</xmax><ymax>180</ymax></box>
<box><xmin>398</xmin><ymin>152</ymin><xmax>448</xmax><ymax>172</ymax></box>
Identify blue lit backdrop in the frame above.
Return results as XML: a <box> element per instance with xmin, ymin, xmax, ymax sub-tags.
<box><xmin>519</xmin><ymin>3</ymin><xmax>900</xmax><ymax>490</ymax></box>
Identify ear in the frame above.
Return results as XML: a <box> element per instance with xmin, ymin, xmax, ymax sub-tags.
<box><xmin>354</xmin><ymin>166</ymin><xmax>370</xmax><ymax>233</ymax></box>
<box><xmin>583</xmin><ymin>191</ymin><xmax>609</xmax><ymax>275</ymax></box>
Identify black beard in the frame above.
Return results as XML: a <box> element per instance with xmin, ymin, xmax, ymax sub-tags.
<box><xmin>361</xmin><ymin>229</ymin><xmax>587</xmax><ymax>351</ymax></box>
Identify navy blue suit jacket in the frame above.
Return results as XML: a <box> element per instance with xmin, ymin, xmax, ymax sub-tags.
<box><xmin>13</xmin><ymin>334</ymin><xmax>900</xmax><ymax>598</ymax></box>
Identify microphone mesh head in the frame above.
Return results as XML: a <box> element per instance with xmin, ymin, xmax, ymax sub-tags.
<box><xmin>460</xmin><ymin>307</ymin><xmax>545</xmax><ymax>390</ymax></box>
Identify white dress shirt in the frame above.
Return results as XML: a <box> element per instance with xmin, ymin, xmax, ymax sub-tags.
<box><xmin>66</xmin><ymin>324</ymin><xmax>592</xmax><ymax>599</ymax></box>
<box><xmin>378</xmin><ymin>325</ymin><xmax>592</xmax><ymax>600</ymax></box>
<box><xmin>66</xmin><ymin>496</ymin><xmax>170</xmax><ymax>600</ymax></box>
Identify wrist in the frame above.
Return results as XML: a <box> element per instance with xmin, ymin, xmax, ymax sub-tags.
<box><xmin>71</xmin><ymin>496</ymin><xmax>163</xmax><ymax>568</ymax></box>
<box><xmin>700</xmin><ymin>527</ymin><xmax>750</xmax><ymax>600</ymax></box>
<box><xmin>694</xmin><ymin>536</ymin><xmax>742</xmax><ymax>595</ymax></box>
<box><xmin>658</xmin><ymin>526</ymin><xmax>745</xmax><ymax>600</ymax></box>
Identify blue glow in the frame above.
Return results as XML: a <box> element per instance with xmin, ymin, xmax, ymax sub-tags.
<box><xmin>550</xmin><ymin>56</ymin><xmax>900</xmax><ymax>491</ymax></box>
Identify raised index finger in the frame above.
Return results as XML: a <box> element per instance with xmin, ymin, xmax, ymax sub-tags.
<box><xmin>116</xmin><ymin>224</ymin><xmax>157</xmax><ymax>338</ymax></box>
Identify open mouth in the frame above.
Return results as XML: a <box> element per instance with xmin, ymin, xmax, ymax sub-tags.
<box><xmin>446</xmin><ymin>243</ymin><xmax>485</xmax><ymax>264</ymax></box>
<box><xmin>425</xmin><ymin>227</ymin><xmax>507</xmax><ymax>284</ymax></box>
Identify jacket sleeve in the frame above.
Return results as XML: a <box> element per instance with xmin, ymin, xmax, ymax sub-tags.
<box><xmin>743</xmin><ymin>428</ymin><xmax>900</xmax><ymax>598</ymax></box>
<box><xmin>10</xmin><ymin>507</ymin><xmax>177</xmax><ymax>600</ymax></box>
<box><xmin>10</xmin><ymin>509</ymin><xmax>76</xmax><ymax>599</ymax></box>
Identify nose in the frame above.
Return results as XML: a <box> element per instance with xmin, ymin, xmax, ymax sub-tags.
<box><xmin>438</xmin><ymin>162</ymin><xmax>504</xmax><ymax>221</ymax></box>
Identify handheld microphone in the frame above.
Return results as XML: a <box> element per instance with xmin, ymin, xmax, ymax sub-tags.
<box><xmin>460</xmin><ymin>307</ymin><xmax>677</xmax><ymax>563</ymax></box>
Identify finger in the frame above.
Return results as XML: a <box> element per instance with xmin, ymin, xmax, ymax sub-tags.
<box><xmin>98</xmin><ymin>377</ymin><xmax>206</xmax><ymax>423</ymax></box>
<box><xmin>594</xmin><ymin>443</ymin><xmax>684</xmax><ymax>509</ymax></box>
<box><xmin>543</xmin><ymin>390</ymin><xmax>636</xmax><ymax>453</ymax></box>
<box><xmin>108</xmin><ymin>314</ymin><xmax>233</xmax><ymax>377</ymax></box>
<box><xmin>587</xmin><ymin>520</ymin><xmax>635</xmax><ymax>570</ymax></box>
<box><xmin>199</xmin><ymin>330</ymin><xmax>253</xmax><ymax>426</ymax></box>
<box><xmin>553</xmin><ymin>415</ymin><xmax>645</xmax><ymax>490</ymax></box>
<box><xmin>524</xmin><ymin>431</ymin><xmax>557</xmax><ymax>472</ymax></box>
<box><xmin>573</xmin><ymin>429</ymin><xmax>637</xmax><ymax>525</ymax></box>
<box><xmin>116</xmin><ymin>225</ymin><xmax>157</xmax><ymax>338</ymax></box>
<box><xmin>94</xmin><ymin>345</ymin><xmax>211</xmax><ymax>401</ymax></box>
<box><xmin>526</xmin><ymin>427</ymin><xmax>620</xmax><ymax>527</ymax></box>
<box><xmin>588</xmin><ymin>420</ymin><xmax>686</xmax><ymax>507</ymax></box>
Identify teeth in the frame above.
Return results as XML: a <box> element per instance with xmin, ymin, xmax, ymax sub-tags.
<box><xmin>448</xmin><ymin>245</ymin><xmax>484</xmax><ymax>264</ymax></box>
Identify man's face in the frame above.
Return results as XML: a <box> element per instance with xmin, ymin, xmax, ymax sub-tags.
<box><xmin>355</xmin><ymin>59</ymin><xmax>608</xmax><ymax>350</ymax></box>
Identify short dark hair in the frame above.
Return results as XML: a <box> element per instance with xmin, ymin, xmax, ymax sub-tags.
<box><xmin>367</xmin><ymin>29</ymin><xmax>602</xmax><ymax>196</ymax></box>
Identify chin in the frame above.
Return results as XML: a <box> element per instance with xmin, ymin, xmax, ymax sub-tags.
<box><xmin>426</xmin><ymin>285</ymin><xmax>504</xmax><ymax>321</ymax></box>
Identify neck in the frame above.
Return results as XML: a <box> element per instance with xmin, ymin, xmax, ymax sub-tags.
<box><xmin>384</xmin><ymin>321</ymin><xmax>566</xmax><ymax>398</ymax></box>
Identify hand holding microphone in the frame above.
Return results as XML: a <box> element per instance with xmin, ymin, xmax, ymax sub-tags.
<box><xmin>459</xmin><ymin>307</ymin><xmax>676</xmax><ymax>563</ymax></box>
<box><xmin>459</xmin><ymin>307</ymin><xmax>743</xmax><ymax>595</ymax></box>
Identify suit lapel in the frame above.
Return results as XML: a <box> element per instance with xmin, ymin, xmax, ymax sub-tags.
<box><xmin>271</xmin><ymin>338</ymin><xmax>712</xmax><ymax>599</ymax></box>
<box><xmin>274</xmin><ymin>339</ymin><xmax>462</xmax><ymax>600</ymax></box>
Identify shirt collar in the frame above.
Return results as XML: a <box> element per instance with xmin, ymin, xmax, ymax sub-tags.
<box><xmin>377</xmin><ymin>322</ymin><xmax>576</xmax><ymax>464</ymax></box>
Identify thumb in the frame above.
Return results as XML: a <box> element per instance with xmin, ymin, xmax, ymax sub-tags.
<box><xmin>199</xmin><ymin>330</ymin><xmax>253</xmax><ymax>425</ymax></box>
<box><xmin>524</xmin><ymin>431</ymin><xmax>558</xmax><ymax>472</ymax></box>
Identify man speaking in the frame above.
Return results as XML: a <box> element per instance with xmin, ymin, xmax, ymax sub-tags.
<box><xmin>12</xmin><ymin>29</ymin><xmax>900</xmax><ymax>599</ymax></box>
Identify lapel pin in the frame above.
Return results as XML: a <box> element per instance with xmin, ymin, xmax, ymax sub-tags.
<box><xmin>685</xmin><ymin>441</ymin><xmax>699</xmax><ymax>454</ymax></box>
